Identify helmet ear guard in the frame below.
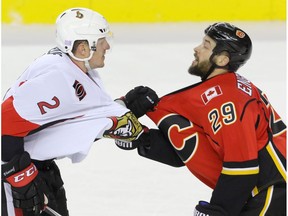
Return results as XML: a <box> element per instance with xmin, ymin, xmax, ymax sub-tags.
<box><xmin>55</xmin><ymin>7</ymin><xmax>112</xmax><ymax>57</ymax></box>
<box><xmin>205</xmin><ymin>22</ymin><xmax>252</xmax><ymax>71</ymax></box>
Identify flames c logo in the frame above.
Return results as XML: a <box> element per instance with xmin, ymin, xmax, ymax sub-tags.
<box><xmin>236</xmin><ymin>30</ymin><xmax>245</xmax><ymax>38</ymax></box>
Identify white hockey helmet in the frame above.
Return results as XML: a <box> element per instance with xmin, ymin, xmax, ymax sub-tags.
<box><xmin>55</xmin><ymin>7</ymin><xmax>111</xmax><ymax>55</ymax></box>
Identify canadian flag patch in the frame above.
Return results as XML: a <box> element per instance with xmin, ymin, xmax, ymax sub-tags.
<box><xmin>201</xmin><ymin>85</ymin><xmax>222</xmax><ymax>105</ymax></box>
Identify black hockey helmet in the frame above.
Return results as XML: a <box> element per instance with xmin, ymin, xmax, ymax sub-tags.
<box><xmin>205</xmin><ymin>22</ymin><xmax>252</xmax><ymax>71</ymax></box>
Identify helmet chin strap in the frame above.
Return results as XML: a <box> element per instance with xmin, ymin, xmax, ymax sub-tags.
<box><xmin>84</xmin><ymin>60</ymin><xmax>92</xmax><ymax>71</ymax></box>
<box><xmin>201</xmin><ymin>52</ymin><xmax>228</xmax><ymax>81</ymax></box>
<box><xmin>68</xmin><ymin>50</ymin><xmax>94</xmax><ymax>72</ymax></box>
<box><xmin>201</xmin><ymin>64</ymin><xmax>216</xmax><ymax>81</ymax></box>
<box><xmin>201</xmin><ymin>53</ymin><xmax>217</xmax><ymax>81</ymax></box>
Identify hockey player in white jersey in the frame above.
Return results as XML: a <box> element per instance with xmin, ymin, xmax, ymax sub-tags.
<box><xmin>1</xmin><ymin>7</ymin><xmax>158</xmax><ymax>216</ymax></box>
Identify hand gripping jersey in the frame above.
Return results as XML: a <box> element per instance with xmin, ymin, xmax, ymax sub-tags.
<box><xmin>2</xmin><ymin>48</ymin><xmax>136</xmax><ymax>163</ymax></box>
<box><xmin>147</xmin><ymin>72</ymin><xmax>286</xmax><ymax>215</ymax></box>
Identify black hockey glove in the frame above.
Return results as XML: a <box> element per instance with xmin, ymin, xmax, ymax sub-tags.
<box><xmin>2</xmin><ymin>152</ymin><xmax>48</xmax><ymax>215</ymax></box>
<box><xmin>118</xmin><ymin>86</ymin><xmax>159</xmax><ymax>118</ymax></box>
<box><xmin>194</xmin><ymin>201</ymin><xmax>228</xmax><ymax>216</ymax></box>
<box><xmin>115</xmin><ymin>126</ymin><xmax>150</xmax><ymax>150</ymax></box>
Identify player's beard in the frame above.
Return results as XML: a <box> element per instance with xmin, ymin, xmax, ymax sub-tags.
<box><xmin>188</xmin><ymin>60</ymin><xmax>212</xmax><ymax>78</ymax></box>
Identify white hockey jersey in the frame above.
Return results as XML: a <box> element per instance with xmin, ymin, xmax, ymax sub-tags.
<box><xmin>2</xmin><ymin>48</ymin><xmax>130</xmax><ymax>163</ymax></box>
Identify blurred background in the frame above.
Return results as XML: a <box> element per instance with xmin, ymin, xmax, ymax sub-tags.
<box><xmin>2</xmin><ymin>0</ymin><xmax>286</xmax><ymax>23</ymax></box>
<box><xmin>2</xmin><ymin>1</ymin><xmax>286</xmax><ymax>215</ymax></box>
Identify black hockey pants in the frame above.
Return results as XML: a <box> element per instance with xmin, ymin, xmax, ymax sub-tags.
<box><xmin>240</xmin><ymin>183</ymin><xmax>286</xmax><ymax>216</ymax></box>
<box><xmin>32</xmin><ymin>159</ymin><xmax>69</xmax><ymax>216</ymax></box>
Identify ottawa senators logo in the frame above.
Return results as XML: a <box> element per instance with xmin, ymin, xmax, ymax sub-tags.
<box><xmin>76</xmin><ymin>11</ymin><xmax>84</xmax><ymax>19</ymax></box>
<box><xmin>73</xmin><ymin>80</ymin><xmax>86</xmax><ymax>101</ymax></box>
<box><xmin>103</xmin><ymin>112</ymin><xmax>143</xmax><ymax>141</ymax></box>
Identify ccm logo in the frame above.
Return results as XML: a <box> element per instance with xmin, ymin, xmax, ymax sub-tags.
<box><xmin>7</xmin><ymin>163</ymin><xmax>38</xmax><ymax>188</ymax></box>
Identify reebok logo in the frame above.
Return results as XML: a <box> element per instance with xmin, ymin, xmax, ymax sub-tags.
<box><xmin>194</xmin><ymin>209</ymin><xmax>209</xmax><ymax>216</ymax></box>
<box><xmin>146</xmin><ymin>95</ymin><xmax>155</xmax><ymax>104</ymax></box>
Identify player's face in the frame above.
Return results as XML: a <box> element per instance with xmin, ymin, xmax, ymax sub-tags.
<box><xmin>89</xmin><ymin>38</ymin><xmax>110</xmax><ymax>69</ymax></box>
<box><xmin>188</xmin><ymin>35</ymin><xmax>216</xmax><ymax>78</ymax></box>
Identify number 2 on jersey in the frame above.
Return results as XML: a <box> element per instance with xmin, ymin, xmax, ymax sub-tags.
<box><xmin>37</xmin><ymin>96</ymin><xmax>60</xmax><ymax>115</ymax></box>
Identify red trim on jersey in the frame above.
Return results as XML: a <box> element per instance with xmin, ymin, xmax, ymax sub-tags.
<box><xmin>2</xmin><ymin>96</ymin><xmax>40</xmax><ymax>137</ymax></box>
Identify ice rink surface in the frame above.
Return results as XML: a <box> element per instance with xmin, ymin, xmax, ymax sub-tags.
<box><xmin>2</xmin><ymin>22</ymin><xmax>286</xmax><ymax>215</ymax></box>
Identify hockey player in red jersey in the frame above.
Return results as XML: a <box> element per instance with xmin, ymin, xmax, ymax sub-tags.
<box><xmin>1</xmin><ymin>8</ymin><xmax>158</xmax><ymax>216</ymax></box>
<box><xmin>116</xmin><ymin>23</ymin><xmax>286</xmax><ymax>215</ymax></box>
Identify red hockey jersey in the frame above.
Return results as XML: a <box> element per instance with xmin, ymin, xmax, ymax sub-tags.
<box><xmin>147</xmin><ymin>72</ymin><xmax>286</xmax><ymax>214</ymax></box>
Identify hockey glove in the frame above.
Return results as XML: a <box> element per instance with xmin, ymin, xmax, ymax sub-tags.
<box><xmin>194</xmin><ymin>201</ymin><xmax>228</xmax><ymax>216</ymax></box>
<box><xmin>2</xmin><ymin>151</ymin><xmax>48</xmax><ymax>215</ymax></box>
<box><xmin>119</xmin><ymin>86</ymin><xmax>159</xmax><ymax>118</ymax></box>
<box><xmin>115</xmin><ymin>126</ymin><xmax>150</xmax><ymax>150</ymax></box>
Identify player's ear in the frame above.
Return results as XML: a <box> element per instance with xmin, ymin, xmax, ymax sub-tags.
<box><xmin>73</xmin><ymin>41</ymin><xmax>89</xmax><ymax>57</ymax></box>
<box><xmin>78</xmin><ymin>43</ymin><xmax>88</xmax><ymax>56</ymax></box>
<box><xmin>215</xmin><ymin>51</ymin><xmax>230</xmax><ymax>67</ymax></box>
